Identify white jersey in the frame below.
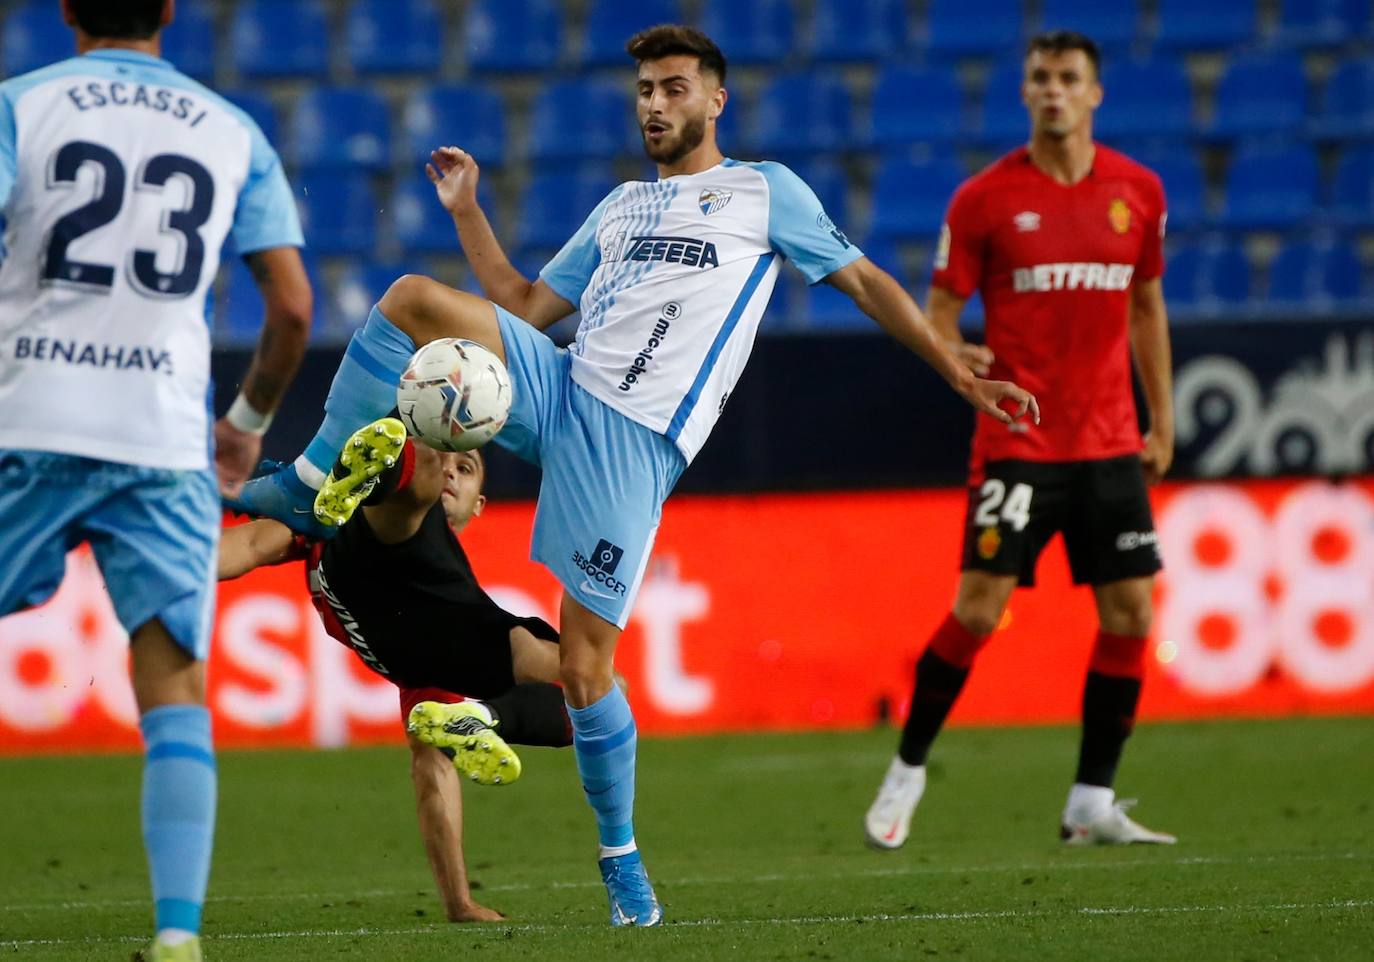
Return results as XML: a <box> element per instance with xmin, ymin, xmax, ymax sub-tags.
<box><xmin>540</xmin><ymin>159</ymin><xmax>862</xmax><ymax>462</ymax></box>
<box><xmin>0</xmin><ymin>50</ymin><xmax>302</xmax><ymax>470</ymax></box>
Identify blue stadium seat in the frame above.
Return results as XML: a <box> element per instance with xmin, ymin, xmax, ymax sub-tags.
<box><xmin>787</xmin><ymin>159</ymin><xmax>851</xmax><ymax>234</ymax></box>
<box><xmin>403</xmin><ymin>85</ymin><xmax>507</xmax><ymax>169</ymax></box>
<box><xmin>516</xmin><ymin>168</ymin><xmax>619</xmax><ymax>250</ymax></box>
<box><xmin>231</xmin><ymin>0</ymin><xmax>329</xmax><ymax>79</ymax></box>
<box><xmin>1038</xmin><ymin>0</ymin><xmax>1141</xmax><ymax>52</ymax></box>
<box><xmin>346</xmin><ymin>0</ymin><xmax>443</xmax><ymax>75</ymax></box>
<box><xmin>1164</xmin><ymin>242</ymin><xmax>1251</xmax><ymax>310</ymax></box>
<box><xmin>1273</xmin><ymin>0</ymin><xmax>1368</xmax><ymax>47</ymax></box>
<box><xmin>294</xmin><ymin>172</ymin><xmax>378</xmax><ymax>255</ymax></box>
<box><xmin>924</xmin><ymin>0</ymin><xmax>1026</xmax><ymax>59</ymax></box>
<box><xmin>223</xmin><ymin>90</ymin><xmax>279</xmax><ymax>147</ymax></box>
<box><xmin>869</xmin><ymin>157</ymin><xmax>966</xmax><ymax>242</ymax></box>
<box><xmin>975</xmin><ymin>63</ymin><xmax>1029</xmax><ymax>145</ymax></box>
<box><xmin>289</xmin><ymin>87</ymin><xmax>392</xmax><ymax>173</ymax></box>
<box><xmin>330</xmin><ymin>260</ymin><xmax>409</xmax><ymax>335</ymax></box>
<box><xmin>1267</xmin><ymin>240</ymin><xmax>1362</xmax><ymax>304</ymax></box>
<box><xmin>698</xmin><ymin>0</ymin><xmax>795</xmax><ymax>65</ymax></box>
<box><xmin>1135</xmin><ymin>149</ymin><xmax>1207</xmax><ymax>233</ymax></box>
<box><xmin>1093</xmin><ymin>58</ymin><xmax>1193</xmax><ymax>140</ymax></box>
<box><xmin>160</xmin><ymin>0</ymin><xmax>216</xmax><ymax>82</ymax></box>
<box><xmin>528</xmin><ymin>80</ymin><xmax>633</xmax><ymax>164</ymax></box>
<box><xmin>1328</xmin><ymin>146</ymin><xmax>1374</xmax><ymax>227</ymax></box>
<box><xmin>464</xmin><ymin>0</ymin><xmax>562</xmax><ymax>72</ymax></box>
<box><xmin>218</xmin><ymin>252</ymin><xmax>326</xmax><ymax>344</ymax></box>
<box><xmin>2</xmin><ymin>1</ymin><xmax>71</xmax><ymax>76</ymax></box>
<box><xmin>392</xmin><ymin>174</ymin><xmax>497</xmax><ymax>255</ymax></box>
<box><xmin>752</xmin><ymin>74</ymin><xmax>854</xmax><ymax>155</ymax></box>
<box><xmin>808</xmin><ymin>0</ymin><xmax>907</xmax><ymax>62</ymax></box>
<box><xmin>580</xmin><ymin>0</ymin><xmax>684</xmax><ymax>68</ymax></box>
<box><xmin>1153</xmin><ymin>0</ymin><xmax>1256</xmax><ymax>50</ymax></box>
<box><xmin>1312</xmin><ymin>60</ymin><xmax>1374</xmax><ymax>140</ymax></box>
<box><xmin>1208</xmin><ymin>53</ymin><xmax>1309</xmax><ymax>138</ymax></box>
<box><xmin>1219</xmin><ymin>145</ymin><xmax>1318</xmax><ymax>229</ymax></box>
<box><xmin>870</xmin><ymin>66</ymin><xmax>965</xmax><ymax>147</ymax></box>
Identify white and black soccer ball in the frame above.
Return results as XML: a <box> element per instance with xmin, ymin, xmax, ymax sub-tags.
<box><xmin>396</xmin><ymin>338</ymin><xmax>512</xmax><ymax>452</ymax></box>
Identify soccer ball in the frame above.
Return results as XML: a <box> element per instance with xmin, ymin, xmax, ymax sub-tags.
<box><xmin>396</xmin><ymin>338</ymin><xmax>512</xmax><ymax>452</ymax></box>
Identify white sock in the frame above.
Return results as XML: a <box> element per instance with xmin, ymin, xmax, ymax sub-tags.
<box><xmin>293</xmin><ymin>456</ymin><xmax>326</xmax><ymax>490</ymax></box>
<box><xmin>1066</xmin><ymin>783</ymin><xmax>1114</xmax><ymax>819</ymax></box>
<box><xmin>156</xmin><ymin>929</ymin><xmax>196</xmax><ymax>947</ymax></box>
<box><xmin>599</xmin><ymin>839</ymin><xmax>638</xmax><ymax>860</ymax></box>
<box><xmin>463</xmin><ymin>699</ymin><xmax>494</xmax><ymax>726</ymax></box>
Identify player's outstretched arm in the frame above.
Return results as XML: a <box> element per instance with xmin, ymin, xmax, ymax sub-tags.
<box><xmin>826</xmin><ymin>257</ymin><xmax>1039</xmax><ymax>425</ymax></box>
<box><xmin>926</xmin><ymin>286</ymin><xmax>994</xmax><ymax>377</ymax></box>
<box><xmin>425</xmin><ymin>147</ymin><xmax>575</xmax><ymax>331</ymax></box>
<box><xmin>215</xmin><ymin>248</ymin><xmax>313</xmax><ymax>496</ymax></box>
<box><xmin>408</xmin><ymin>735</ymin><xmax>505</xmax><ymax>923</ymax></box>
<box><xmin>218</xmin><ymin>519</ymin><xmax>298</xmax><ymax>580</ymax></box>
<box><xmin>1129</xmin><ymin>277</ymin><xmax>1174</xmax><ymax>484</ymax></box>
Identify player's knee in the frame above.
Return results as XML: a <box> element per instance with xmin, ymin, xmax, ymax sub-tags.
<box><xmin>559</xmin><ymin>657</ymin><xmax>614</xmax><ymax>706</ymax></box>
<box><xmin>1099</xmin><ymin>595</ymin><xmax>1154</xmax><ymax>638</ymax></box>
<box><xmin>378</xmin><ymin>274</ymin><xmax>440</xmax><ymax>340</ymax></box>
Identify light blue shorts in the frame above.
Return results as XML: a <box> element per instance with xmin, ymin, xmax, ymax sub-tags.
<box><xmin>492</xmin><ymin>307</ymin><xmax>686</xmax><ymax>628</ymax></box>
<box><xmin>0</xmin><ymin>451</ymin><xmax>220</xmax><ymax>659</ymax></box>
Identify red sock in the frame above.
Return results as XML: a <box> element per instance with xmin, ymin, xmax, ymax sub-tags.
<box><xmin>928</xmin><ymin>612</ymin><xmax>991</xmax><ymax>669</ymax></box>
<box><xmin>1089</xmin><ymin>630</ymin><xmax>1148</xmax><ymax>680</ymax></box>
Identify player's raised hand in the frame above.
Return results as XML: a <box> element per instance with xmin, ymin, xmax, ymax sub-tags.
<box><xmin>950</xmin><ymin>341</ymin><xmax>995</xmax><ymax>377</ymax></box>
<box><xmin>1140</xmin><ymin>428</ymin><xmax>1174</xmax><ymax>484</ymax></box>
<box><xmin>965</xmin><ymin>379</ymin><xmax>1040</xmax><ymax>425</ymax></box>
<box><xmin>427</xmin><ymin>146</ymin><xmax>480</xmax><ymax>216</ymax></box>
<box><xmin>213</xmin><ymin>419</ymin><xmax>262</xmax><ymax>497</ymax></box>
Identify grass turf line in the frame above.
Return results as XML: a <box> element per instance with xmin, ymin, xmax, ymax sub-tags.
<box><xmin>0</xmin><ymin>717</ymin><xmax>1370</xmax><ymax>961</ymax></box>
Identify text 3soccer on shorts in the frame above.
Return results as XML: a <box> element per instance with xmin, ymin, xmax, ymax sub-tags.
<box><xmin>490</xmin><ymin>306</ymin><xmax>686</xmax><ymax>628</ymax></box>
<box><xmin>0</xmin><ymin>451</ymin><xmax>220</xmax><ymax>658</ymax></box>
<box><xmin>960</xmin><ymin>455</ymin><xmax>1162</xmax><ymax>588</ymax></box>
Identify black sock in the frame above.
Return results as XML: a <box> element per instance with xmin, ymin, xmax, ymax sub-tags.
<box><xmin>484</xmin><ymin>683</ymin><xmax>572</xmax><ymax>748</ymax></box>
<box><xmin>897</xmin><ymin>649</ymin><xmax>971</xmax><ymax>766</ymax></box>
<box><xmin>1075</xmin><ymin>671</ymin><xmax>1142</xmax><ymax>787</ymax></box>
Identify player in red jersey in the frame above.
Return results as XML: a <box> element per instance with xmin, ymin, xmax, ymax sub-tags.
<box><xmin>865</xmin><ymin>31</ymin><xmax>1176</xmax><ymax>849</ymax></box>
<box><xmin>220</xmin><ymin>425</ymin><xmax>576</xmax><ymax>922</ymax></box>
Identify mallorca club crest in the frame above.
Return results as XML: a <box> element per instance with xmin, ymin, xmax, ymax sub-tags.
<box><xmin>1108</xmin><ymin>198</ymin><xmax>1131</xmax><ymax>234</ymax></box>
<box><xmin>977</xmin><ymin>525</ymin><xmax>1002</xmax><ymax>559</ymax></box>
<box><xmin>698</xmin><ymin>187</ymin><xmax>732</xmax><ymax>215</ymax></box>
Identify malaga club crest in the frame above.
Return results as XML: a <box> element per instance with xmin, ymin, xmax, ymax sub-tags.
<box><xmin>698</xmin><ymin>187</ymin><xmax>732</xmax><ymax>215</ymax></box>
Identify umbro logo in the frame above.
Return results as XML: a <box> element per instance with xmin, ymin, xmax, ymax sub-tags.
<box><xmin>1013</xmin><ymin>211</ymin><xmax>1041</xmax><ymax>232</ymax></box>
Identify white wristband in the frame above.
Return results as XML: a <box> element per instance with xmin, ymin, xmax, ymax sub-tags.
<box><xmin>226</xmin><ymin>393</ymin><xmax>273</xmax><ymax>435</ymax></box>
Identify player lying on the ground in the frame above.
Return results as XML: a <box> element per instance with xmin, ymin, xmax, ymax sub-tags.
<box><xmin>220</xmin><ymin>421</ymin><xmax>575</xmax><ymax>922</ymax></box>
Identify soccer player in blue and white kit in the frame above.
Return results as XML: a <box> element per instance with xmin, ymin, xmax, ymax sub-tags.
<box><xmin>233</xmin><ymin>25</ymin><xmax>1036</xmax><ymax>925</ymax></box>
<box><xmin>0</xmin><ymin>3</ymin><xmax>311</xmax><ymax>959</ymax></box>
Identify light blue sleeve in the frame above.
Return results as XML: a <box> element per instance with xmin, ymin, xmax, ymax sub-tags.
<box><xmin>538</xmin><ymin>185</ymin><xmax>625</xmax><ymax>304</ymax></box>
<box><xmin>230</xmin><ymin>117</ymin><xmax>304</xmax><ymax>254</ymax></box>
<box><xmin>755</xmin><ymin>161</ymin><xmax>863</xmax><ymax>285</ymax></box>
<box><xmin>0</xmin><ymin>87</ymin><xmax>18</xmax><ymax>211</ymax></box>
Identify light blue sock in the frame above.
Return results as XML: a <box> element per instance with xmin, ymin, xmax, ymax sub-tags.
<box><xmin>301</xmin><ymin>305</ymin><xmax>416</xmax><ymax>476</ymax></box>
<box><xmin>140</xmin><ymin>704</ymin><xmax>216</xmax><ymax>935</ymax></box>
<box><xmin>568</xmin><ymin>686</ymin><xmax>637</xmax><ymax>849</ymax></box>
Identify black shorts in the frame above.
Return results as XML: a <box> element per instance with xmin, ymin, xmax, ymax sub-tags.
<box><xmin>960</xmin><ymin>455</ymin><xmax>1162</xmax><ymax>588</ymax></box>
<box><xmin>317</xmin><ymin>505</ymin><xmax>558</xmax><ymax>698</ymax></box>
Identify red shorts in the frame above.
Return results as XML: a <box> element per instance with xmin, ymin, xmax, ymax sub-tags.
<box><xmin>399</xmin><ymin>686</ymin><xmax>467</xmax><ymax>726</ymax></box>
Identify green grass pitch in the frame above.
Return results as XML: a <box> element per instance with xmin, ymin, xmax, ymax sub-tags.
<box><xmin>2</xmin><ymin>717</ymin><xmax>1370</xmax><ymax>961</ymax></box>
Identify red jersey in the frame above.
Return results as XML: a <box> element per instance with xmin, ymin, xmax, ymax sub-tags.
<box><xmin>930</xmin><ymin>144</ymin><xmax>1166</xmax><ymax>479</ymax></box>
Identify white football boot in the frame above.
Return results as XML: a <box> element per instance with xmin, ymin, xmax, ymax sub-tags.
<box><xmin>864</xmin><ymin>757</ymin><xmax>927</xmax><ymax>850</ymax></box>
<box><xmin>1061</xmin><ymin>786</ymin><xmax>1177</xmax><ymax>845</ymax></box>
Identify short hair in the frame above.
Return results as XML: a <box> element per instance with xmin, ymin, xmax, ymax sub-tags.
<box><xmin>69</xmin><ymin>0</ymin><xmax>165</xmax><ymax>40</ymax></box>
<box><xmin>1025</xmin><ymin>30</ymin><xmax>1102</xmax><ymax>77</ymax></box>
<box><xmin>626</xmin><ymin>24</ymin><xmax>727</xmax><ymax>85</ymax></box>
